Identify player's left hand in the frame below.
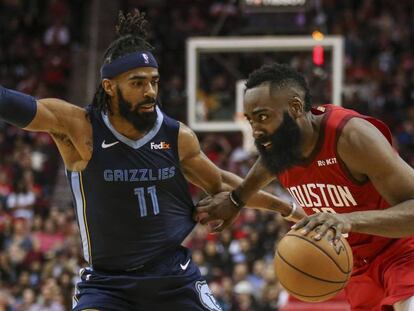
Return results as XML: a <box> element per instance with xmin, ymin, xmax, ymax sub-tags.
<box><xmin>194</xmin><ymin>191</ymin><xmax>241</xmax><ymax>233</ymax></box>
<box><xmin>292</xmin><ymin>212</ymin><xmax>352</xmax><ymax>243</ymax></box>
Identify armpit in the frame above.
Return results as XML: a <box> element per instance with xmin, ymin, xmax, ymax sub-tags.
<box><xmin>50</xmin><ymin>131</ymin><xmax>74</xmax><ymax>148</ymax></box>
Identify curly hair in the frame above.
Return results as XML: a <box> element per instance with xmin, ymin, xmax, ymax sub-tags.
<box><xmin>245</xmin><ymin>63</ymin><xmax>312</xmax><ymax>111</ymax></box>
<box><xmin>91</xmin><ymin>10</ymin><xmax>155</xmax><ymax>115</ymax></box>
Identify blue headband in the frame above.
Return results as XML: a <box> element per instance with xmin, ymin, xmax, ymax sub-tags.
<box><xmin>100</xmin><ymin>51</ymin><xmax>158</xmax><ymax>79</ymax></box>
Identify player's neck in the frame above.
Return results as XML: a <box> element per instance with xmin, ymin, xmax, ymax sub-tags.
<box><xmin>300</xmin><ymin>112</ymin><xmax>323</xmax><ymax>158</ymax></box>
<box><xmin>107</xmin><ymin>113</ymin><xmax>146</xmax><ymax>140</ymax></box>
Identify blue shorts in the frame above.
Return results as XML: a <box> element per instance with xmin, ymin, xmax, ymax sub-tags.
<box><xmin>72</xmin><ymin>247</ymin><xmax>222</xmax><ymax>311</ymax></box>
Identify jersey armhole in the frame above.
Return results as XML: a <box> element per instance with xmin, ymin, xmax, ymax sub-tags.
<box><xmin>334</xmin><ymin>115</ymin><xmax>393</xmax><ymax>185</ymax></box>
<box><xmin>334</xmin><ymin>116</ymin><xmax>370</xmax><ymax>185</ymax></box>
<box><xmin>162</xmin><ymin>114</ymin><xmax>181</xmax><ymax>164</ymax></box>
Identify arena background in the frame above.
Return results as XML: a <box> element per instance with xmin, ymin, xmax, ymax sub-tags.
<box><xmin>0</xmin><ymin>0</ymin><xmax>413</xmax><ymax>310</ymax></box>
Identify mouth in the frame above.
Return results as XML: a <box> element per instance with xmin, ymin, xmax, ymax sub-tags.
<box><xmin>256</xmin><ymin>139</ymin><xmax>272</xmax><ymax>149</ymax></box>
<box><xmin>137</xmin><ymin>103</ymin><xmax>155</xmax><ymax>113</ymax></box>
<box><xmin>262</xmin><ymin>142</ymin><xmax>272</xmax><ymax>149</ymax></box>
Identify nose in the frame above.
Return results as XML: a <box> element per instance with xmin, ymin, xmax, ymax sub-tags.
<box><xmin>249</xmin><ymin>120</ymin><xmax>266</xmax><ymax>140</ymax></box>
<box><xmin>252</xmin><ymin>128</ymin><xmax>266</xmax><ymax>140</ymax></box>
<box><xmin>144</xmin><ymin>82</ymin><xmax>156</xmax><ymax>98</ymax></box>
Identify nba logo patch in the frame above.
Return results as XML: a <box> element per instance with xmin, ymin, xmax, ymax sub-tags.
<box><xmin>195</xmin><ymin>281</ymin><xmax>222</xmax><ymax>311</ymax></box>
<box><xmin>142</xmin><ymin>53</ymin><xmax>149</xmax><ymax>64</ymax></box>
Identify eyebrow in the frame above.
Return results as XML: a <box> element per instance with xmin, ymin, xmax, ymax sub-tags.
<box><xmin>128</xmin><ymin>74</ymin><xmax>160</xmax><ymax>81</ymax></box>
<box><xmin>251</xmin><ymin>108</ymin><xmax>270</xmax><ymax>116</ymax></box>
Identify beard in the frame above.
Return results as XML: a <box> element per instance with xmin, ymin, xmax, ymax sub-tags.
<box><xmin>255</xmin><ymin>112</ymin><xmax>302</xmax><ymax>175</ymax></box>
<box><xmin>117</xmin><ymin>87</ymin><xmax>157</xmax><ymax>133</ymax></box>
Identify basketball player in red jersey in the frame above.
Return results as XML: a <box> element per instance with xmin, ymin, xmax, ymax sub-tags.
<box><xmin>196</xmin><ymin>63</ymin><xmax>414</xmax><ymax>310</ymax></box>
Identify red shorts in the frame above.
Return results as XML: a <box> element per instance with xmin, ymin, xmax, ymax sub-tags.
<box><xmin>345</xmin><ymin>237</ymin><xmax>414</xmax><ymax>311</ymax></box>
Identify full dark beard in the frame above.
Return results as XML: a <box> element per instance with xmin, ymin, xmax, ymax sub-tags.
<box><xmin>117</xmin><ymin>88</ymin><xmax>157</xmax><ymax>133</ymax></box>
<box><xmin>255</xmin><ymin>112</ymin><xmax>302</xmax><ymax>175</ymax></box>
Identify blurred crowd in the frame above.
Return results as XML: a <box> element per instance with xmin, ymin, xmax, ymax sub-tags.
<box><xmin>0</xmin><ymin>0</ymin><xmax>83</xmax><ymax>310</ymax></box>
<box><xmin>0</xmin><ymin>0</ymin><xmax>414</xmax><ymax>310</ymax></box>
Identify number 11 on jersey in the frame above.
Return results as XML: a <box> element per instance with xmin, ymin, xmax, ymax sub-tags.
<box><xmin>134</xmin><ymin>186</ymin><xmax>160</xmax><ymax>217</ymax></box>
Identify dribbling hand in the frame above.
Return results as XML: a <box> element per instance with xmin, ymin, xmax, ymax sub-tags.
<box><xmin>292</xmin><ymin>212</ymin><xmax>352</xmax><ymax>243</ymax></box>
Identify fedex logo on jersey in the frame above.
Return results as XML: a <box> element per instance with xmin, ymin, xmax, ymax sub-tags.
<box><xmin>150</xmin><ymin>141</ymin><xmax>170</xmax><ymax>150</ymax></box>
<box><xmin>287</xmin><ymin>183</ymin><xmax>357</xmax><ymax>208</ymax></box>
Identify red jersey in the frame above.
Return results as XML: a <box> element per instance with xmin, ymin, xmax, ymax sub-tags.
<box><xmin>277</xmin><ymin>104</ymin><xmax>395</xmax><ymax>266</ymax></box>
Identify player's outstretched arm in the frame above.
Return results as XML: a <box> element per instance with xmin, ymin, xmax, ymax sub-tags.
<box><xmin>178</xmin><ymin>123</ymin><xmax>305</xmax><ymax>230</ymax></box>
<box><xmin>0</xmin><ymin>86</ymin><xmax>91</xmax><ymax>170</ymax></box>
<box><xmin>219</xmin><ymin>168</ymin><xmax>305</xmax><ymax>221</ymax></box>
<box><xmin>195</xmin><ymin>157</ymin><xmax>305</xmax><ymax>232</ymax></box>
<box><xmin>0</xmin><ymin>85</ymin><xmax>85</xmax><ymax>134</ymax></box>
<box><xmin>294</xmin><ymin>118</ymin><xmax>414</xmax><ymax>241</ymax></box>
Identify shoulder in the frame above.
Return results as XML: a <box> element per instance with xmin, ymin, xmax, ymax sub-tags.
<box><xmin>39</xmin><ymin>98</ymin><xmax>90</xmax><ymax>128</ymax></box>
<box><xmin>338</xmin><ymin>117</ymin><xmax>391</xmax><ymax>150</ymax></box>
<box><xmin>38</xmin><ymin>98</ymin><xmax>87</xmax><ymax>115</ymax></box>
<box><xmin>178</xmin><ymin>122</ymin><xmax>197</xmax><ymax>138</ymax></box>
<box><xmin>337</xmin><ymin>117</ymin><xmax>395</xmax><ymax>179</ymax></box>
<box><xmin>178</xmin><ymin>122</ymin><xmax>201</xmax><ymax>161</ymax></box>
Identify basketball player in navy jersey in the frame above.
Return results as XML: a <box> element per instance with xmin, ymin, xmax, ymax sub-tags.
<box><xmin>0</xmin><ymin>11</ymin><xmax>304</xmax><ymax>311</ymax></box>
<box><xmin>196</xmin><ymin>63</ymin><xmax>414</xmax><ymax>310</ymax></box>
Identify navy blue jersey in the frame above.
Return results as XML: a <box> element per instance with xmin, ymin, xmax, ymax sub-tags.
<box><xmin>66</xmin><ymin>106</ymin><xmax>196</xmax><ymax>271</ymax></box>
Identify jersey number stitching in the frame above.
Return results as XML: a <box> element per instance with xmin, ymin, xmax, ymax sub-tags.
<box><xmin>134</xmin><ymin>186</ymin><xmax>160</xmax><ymax>217</ymax></box>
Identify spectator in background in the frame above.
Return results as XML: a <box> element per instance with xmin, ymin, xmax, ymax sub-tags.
<box><xmin>15</xmin><ymin>288</ymin><xmax>36</xmax><ymax>311</ymax></box>
<box><xmin>7</xmin><ymin>180</ymin><xmax>36</xmax><ymax>221</ymax></box>
<box><xmin>32</xmin><ymin>218</ymin><xmax>64</xmax><ymax>257</ymax></box>
<box><xmin>201</xmin><ymin>134</ymin><xmax>232</xmax><ymax>168</ymax></box>
<box><xmin>5</xmin><ymin>219</ymin><xmax>33</xmax><ymax>261</ymax></box>
<box><xmin>260</xmin><ymin>282</ymin><xmax>285</xmax><ymax>311</ymax></box>
<box><xmin>247</xmin><ymin>259</ymin><xmax>266</xmax><ymax>298</ymax></box>
<box><xmin>192</xmin><ymin>249</ymin><xmax>209</xmax><ymax>278</ymax></box>
<box><xmin>28</xmin><ymin>278</ymin><xmax>64</xmax><ymax>311</ymax></box>
<box><xmin>0</xmin><ymin>171</ymin><xmax>12</xmax><ymax>203</ymax></box>
<box><xmin>43</xmin><ymin>19</ymin><xmax>70</xmax><ymax>47</ymax></box>
<box><xmin>0</xmin><ymin>290</ymin><xmax>14</xmax><ymax>311</ymax></box>
<box><xmin>0</xmin><ymin>1</ymin><xmax>74</xmax><ymax>309</ymax></box>
<box><xmin>233</xmin><ymin>280</ymin><xmax>260</xmax><ymax>311</ymax></box>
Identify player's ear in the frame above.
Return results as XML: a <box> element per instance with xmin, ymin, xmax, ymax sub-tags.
<box><xmin>102</xmin><ymin>79</ymin><xmax>115</xmax><ymax>97</ymax></box>
<box><xmin>288</xmin><ymin>96</ymin><xmax>305</xmax><ymax>118</ymax></box>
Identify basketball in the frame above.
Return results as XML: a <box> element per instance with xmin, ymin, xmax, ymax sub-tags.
<box><xmin>274</xmin><ymin>227</ymin><xmax>353</xmax><ymax>302</ymax></box>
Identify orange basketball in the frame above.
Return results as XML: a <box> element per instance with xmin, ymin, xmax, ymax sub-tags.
<box><xmin>274</xmin><ymin>227</ymin><xmax>353</xmax><ymax>302</ymax></box>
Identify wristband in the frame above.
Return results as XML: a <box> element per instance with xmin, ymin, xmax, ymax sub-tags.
<box><xmin>229</xmin><ymin>190</ymin><xmax>245</xmax><ymax>209</ymax></box>
<box><xmin>0</xmin><ymin>85</ymin><xmax>37</xmax><ymax>128</ymax></box>
<box><xmin>283</xmin><ymin>202</ymin><xmax>298</xmax><ymax>222</ymax></box>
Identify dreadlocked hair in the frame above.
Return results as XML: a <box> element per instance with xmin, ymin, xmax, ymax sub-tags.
<box><xmin>245</xmin><ymin>63</ymin><xmax>312</xmax><ymax>111</ymax></box>
<box><xmin>92</xmin><ymin>10</ymin><xmax>155</xmax><ymax>115</ymax></box>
